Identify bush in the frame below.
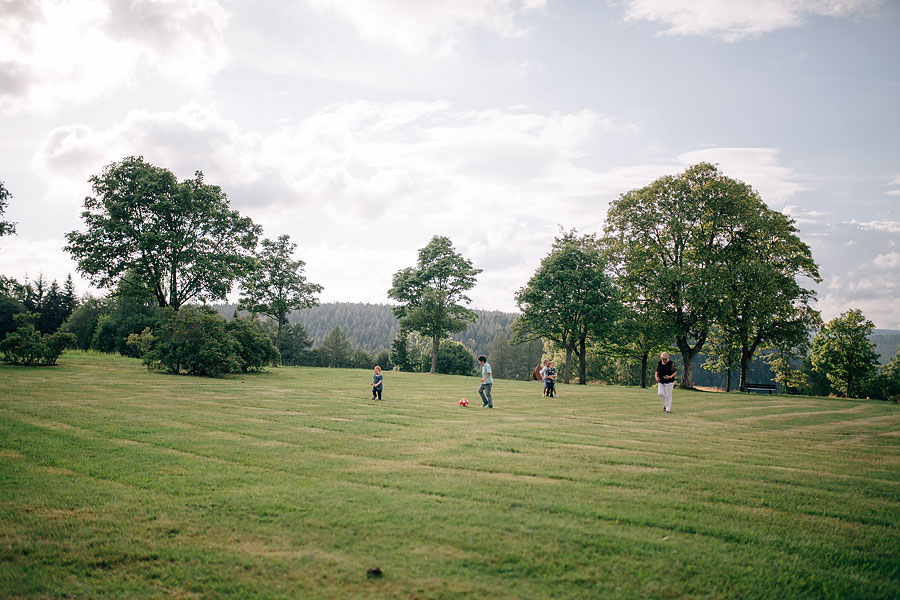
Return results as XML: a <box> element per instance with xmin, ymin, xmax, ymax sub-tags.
<box><xmin>0</xmin><ymin>320</ymin><xmax>75</xmax><ymax>366</ymax></box>
<box><xmin>226</xmin><ymin>318</ymin><xmax>280</xmax><ymax>372</ymax></box>
<box><xmin>435</xmin><ymin>339</ymin><xmax>477</xmax><ymax>376</ymax></box>
<box><xmin>135</xmin><ymin>307</ymin><xmax>279</xmax><ymax>377</ymax></box>
<box><xmin>144</xmin><ymin>307</ymin><xmax>239</xmax><ymax>377</ymax></box>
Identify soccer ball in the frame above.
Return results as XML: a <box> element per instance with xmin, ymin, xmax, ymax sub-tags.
<box><xmin>459</xmin><ymin>397</ymin><xmax>469</xmax><ymax>407</ymax></box>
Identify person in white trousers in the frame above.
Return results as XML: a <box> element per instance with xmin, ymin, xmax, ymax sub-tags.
<box><xmin>655</xmin><ymin>352</ymin><xmax>677</xmax><ymax>412</ymax></box>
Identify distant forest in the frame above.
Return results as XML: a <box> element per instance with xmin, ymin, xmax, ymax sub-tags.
<box><xmin>216</xmin><ymin>302</ymin><xmax>517</xmax><ymax>355</ymax></box>
<box><xmin>214</xmin><ymin>302</ymin><xmax>900</xmax><ymax>387</ymax></box>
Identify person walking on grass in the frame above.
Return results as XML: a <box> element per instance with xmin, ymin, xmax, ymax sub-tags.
<box><xmin>372</xmin><ymin>365</ymin><xmax>383</xmax><ymax>401</ymax></box>
<box><xmin>477</xmin><ymin>355</ymin><xmax>493</xmax><ymax>408</ymax></box>
<box><xmin>655</xmin><ymin>352</ymin><xmax>676</xmax><ymax>412</ymax></box>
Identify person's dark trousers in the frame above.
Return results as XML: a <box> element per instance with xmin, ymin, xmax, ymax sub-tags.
<box><xmin>373</xmin><ymin>387</ymin><xmax>382</xmax><ymax>400</ymax></box>
<box><xmin>479</xmin><ymin>383</ymin><xmax>492</xmax><ymax>408</ymax></box>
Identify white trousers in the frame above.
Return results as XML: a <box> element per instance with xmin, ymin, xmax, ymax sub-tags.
<box><xmin>658</xmin><ymin>382</ymin><xmax>674</xmax><ymax>411</ymax></box>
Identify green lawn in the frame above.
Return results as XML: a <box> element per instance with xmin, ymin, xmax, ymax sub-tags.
<box><xmin>1</xmin><ymin>352</ymin><xmax>898</xmax><ymax>599</ymax></box>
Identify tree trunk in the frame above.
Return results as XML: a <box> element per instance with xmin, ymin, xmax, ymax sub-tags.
<box><xmin>676</xmin><ymin>336</ymin><xmax>704</xmax><ymax>389</ymax></box>
<box><xmin>739</xmin><ymin>337</ymin><xmax>762</xmax><ymax>393</ymax></box>
<box><xmin>276</xmin><ymin>317</ymin><xmax>285</xmax><ymax>350</ymax></box>
<box><xmin>430</xmin><ymin>334</ymin><xmax>439</xmax><ymax>374</ymax></box>
<box><xmin>577</xmin><ymin>337</ymin><xmax>587</xmax><ymax>384</ymax></box>
<box><xmin>274</xmin><ymin>317</ymin><xmax>285</xmax><ymax>367</ymax></box>
<box><xmin>564</xmin><ymin>346</ymin><xmax>573</xmax><ymax>384</ymax></box>
<box><xmin>726</xmin><ymin>368</ymin><xmax>732</xmax><ymax>392</ymax></box>
<box><xmin>739</xmin><ymin>349</ymin><xmax>751</xmax><ymax>392</ymax></box>
<box><xmin>639</xmin><ymin>352</ymin><xmax>648</xmax><ymax>388</ymax></box>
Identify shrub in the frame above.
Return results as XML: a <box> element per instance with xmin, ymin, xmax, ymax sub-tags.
<box><xmin>0</xmin><ymin>319</ymin><xmax>75</xmax><ymax>366</ymax></box>
<box><xmin>435</xmin><ymin>339</ymin><xmax>477</xmax><ymax>376</ymax></box>
<box><xmin>226</xmin><ymin>318</ymin><xmax>280</xmax><ymax>372</ymax></box>
<box><xmin>146</xmin><ymin>307</ymin><xmax>240</xmax><ymax>377</ymax></box>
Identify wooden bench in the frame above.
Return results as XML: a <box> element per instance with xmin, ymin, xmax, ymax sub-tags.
<box><xmin>745</xmin><ymin>383</ymin><xmax>776</xmax><ymax>394</ymax></box>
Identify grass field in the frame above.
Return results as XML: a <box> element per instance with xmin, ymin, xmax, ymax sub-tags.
<box><xmin>1</xmin><ymin>352</ymin><xmax>899</xmax><ymax>599</ymax></box>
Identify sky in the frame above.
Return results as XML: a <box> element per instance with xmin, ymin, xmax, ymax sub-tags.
<box><xmin>1</xmin><ymin>0</ymin><xmax>898</xmax><ymax>328</ymax></box>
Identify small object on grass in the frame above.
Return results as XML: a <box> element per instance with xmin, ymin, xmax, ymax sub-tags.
<box><xmin>366</xmin><ymin>567</ymin><xmax>383</xmax><ymax>579</ymax></box>
<box><xmin>459</xmin><ymin>397</ymin><xmax>468</xmax><ymax>407</ymax></box>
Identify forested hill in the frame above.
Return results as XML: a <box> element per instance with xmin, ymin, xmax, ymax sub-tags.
<box><xmin>873</xmin><ymin>329</ymin><xmax>900</xmax><ymax>363</ymax></box>
<box><xmin>214</xmin><ymin>302</ymin><xmax>518</xmax><ymax>354</ymax></box>
<box><xmin>212</xmin><ymin>302</ymin><xmax>900</xmax><ymax>367</ymax></box>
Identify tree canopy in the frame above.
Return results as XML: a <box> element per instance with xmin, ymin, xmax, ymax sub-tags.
<box><xmin>238</xmin><ymin>234</ymin><xmax>322</xmax><ymax>352</ymax></box>
<box><xmin>603</xmin><ymin>162</ymin><xmax>817</xmax><ymax>389</ymax></box>
<box><xmin>513</xmin><ymin>230</ymin><xmax>617</xmax><ymax>384</ymax></box>
<box><xmin>388</xmin><ymin>236</ymin><xmax>481</xmax><ymax>373</ymax></box>
<box><xmin>811</xmin><ymin>309</ymin><xmax>880</xmax><ymax>398</ymax></box>
<box><xmin>65</xmin><ymin>156</ymin><xmax>260</xmax><ymax>309</ymax></box>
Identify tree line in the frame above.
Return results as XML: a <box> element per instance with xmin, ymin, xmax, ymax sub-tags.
<box><xmin>1</xmin><ymin>161</ymin><xmax>898</xmax><ymax>398</ymax></box>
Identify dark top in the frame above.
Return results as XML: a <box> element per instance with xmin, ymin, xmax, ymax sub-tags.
<box><xmin>656</xmin><ymin>360</ymin><xmax>676</xmax><ymax>383</ymax></box>
<box><xmin>373</xmin><ymin>373</ymin><xmax>383</xmax><ymax>390</ymax></box>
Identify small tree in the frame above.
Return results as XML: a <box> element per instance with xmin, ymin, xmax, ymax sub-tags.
<box><xmin>811</xmin><ymin>309</ymin><xmax>880</xmax><ymax>398</ymax></box>
<box><xmin>870</xmin><ymin>349</ymin><xmax>900</xmax><ymax>401</ymax></box>
<box><xmin>513</xmin><ymin>231</ymin><xmax>617</xmax><ymax>384</ymax></box>
<box><xmin>390</xmin><ymin>331</ymin><xmax>414</xmax><ymax>372</ymax></box>
<box><xmin>278</xmin><ymin>322</ymin><xmax>316</xmax><ymax>366</ymax></box>
<box><xmin>703</xmin><ymin>325</ymin><xmax>742</xmax><ymax>392</ymax></box>
<box><xmin>238</xmin><ymin>234</ymin><xmax>322</xmax><ymax>352</ymax></box>
<box><xmin>388</xmin><ymin>236</ymin><xmax>481</xmax><ymax>374</ymax></box>
<box><xmin>319</xmin><ymin>326</ymin><xmax>353</xmax><ymax>368</ymax></box>
<box><xmin>435</xmin><ymin>339</ymin><xmax>477</xmax><ymax>376</ymax></box>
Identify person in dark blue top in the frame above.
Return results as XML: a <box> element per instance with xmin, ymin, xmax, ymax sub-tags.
<box><xmin>372</xmin><ymin>365</ymin><xmax>383</xmax><ymax>400</ymax></box>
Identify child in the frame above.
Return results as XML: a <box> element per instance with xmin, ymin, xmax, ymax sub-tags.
<box><xmin>372</xmin><ymin>366</ymin><xmax>383</xmax><ymax>400</ymax></box>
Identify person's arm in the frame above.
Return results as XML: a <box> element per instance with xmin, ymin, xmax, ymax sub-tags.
<box><xmin>655</xmin><ymin>366</ymin><xmax>661</xmax><ymax>383</ymax></box>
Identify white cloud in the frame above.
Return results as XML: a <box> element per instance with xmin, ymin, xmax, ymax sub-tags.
<box><xmin>816</xmin><ymin>293</ymin><xmax>900</xmax><ymax>331</ymax></box>
<box><xmin>31</xmin><ymin>100</ymin><xmax>633</xmax><ymax>309</ymax></box>
<box><xmin>621</xmin><ymin>0</ymin><xmax>883</xmax><ymax>41</ymax></box>
<box><xmin>304</xmin><ymin>0</ymin><xmax>545</xmax><ymax>55</ymax></box>
<box><xmin>847</xmin><ymin>219</ymin><xmax>900</xmax><ymax>234</ymax></box>
<box><xmin>873</xmin><ymin>252</ymin><xmax>900</xmax><ymax>270</ymax></box>
<box><xmin>676</xmin><ymin>148</ymin><xmax>807</xmax><ymax>205</ymax></box>
<box><xmin>0</xmin><ymin>0</ymin><xmax>230</xmax><ymax>114</ymax></box>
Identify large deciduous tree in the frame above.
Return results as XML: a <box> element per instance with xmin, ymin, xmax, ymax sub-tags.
<box><xmin>811</xmin><ymin>309</ymin><xmax>880</xmax><ymax>398</ymax></box>
<box><xmin>603</xmin><ymin>162</ymin><xmax>814</xmax><ymax>388</ymax></box>
<box><xmin>709</xmin><ymin>194</ymin><xmax>821</xmax><ymax>392</ymax></box>
<box><xmin>65</xmin><ymin>156</ymin><xmax>260</xmax><ymax>310</ymax></box>
<box><xmin>513</xmin><ymin>231</ymin><xmax>618</xmax><ymax>384</ymax></box>
<box><xmin>388</xmin><ymin>235</ymin><xmax>481</xmax><ymax>374</ymax></box>
<box><xmin>239</xmin><ymin>234</ymin><xmax>322</xmax><ymax>352</ymax></box>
